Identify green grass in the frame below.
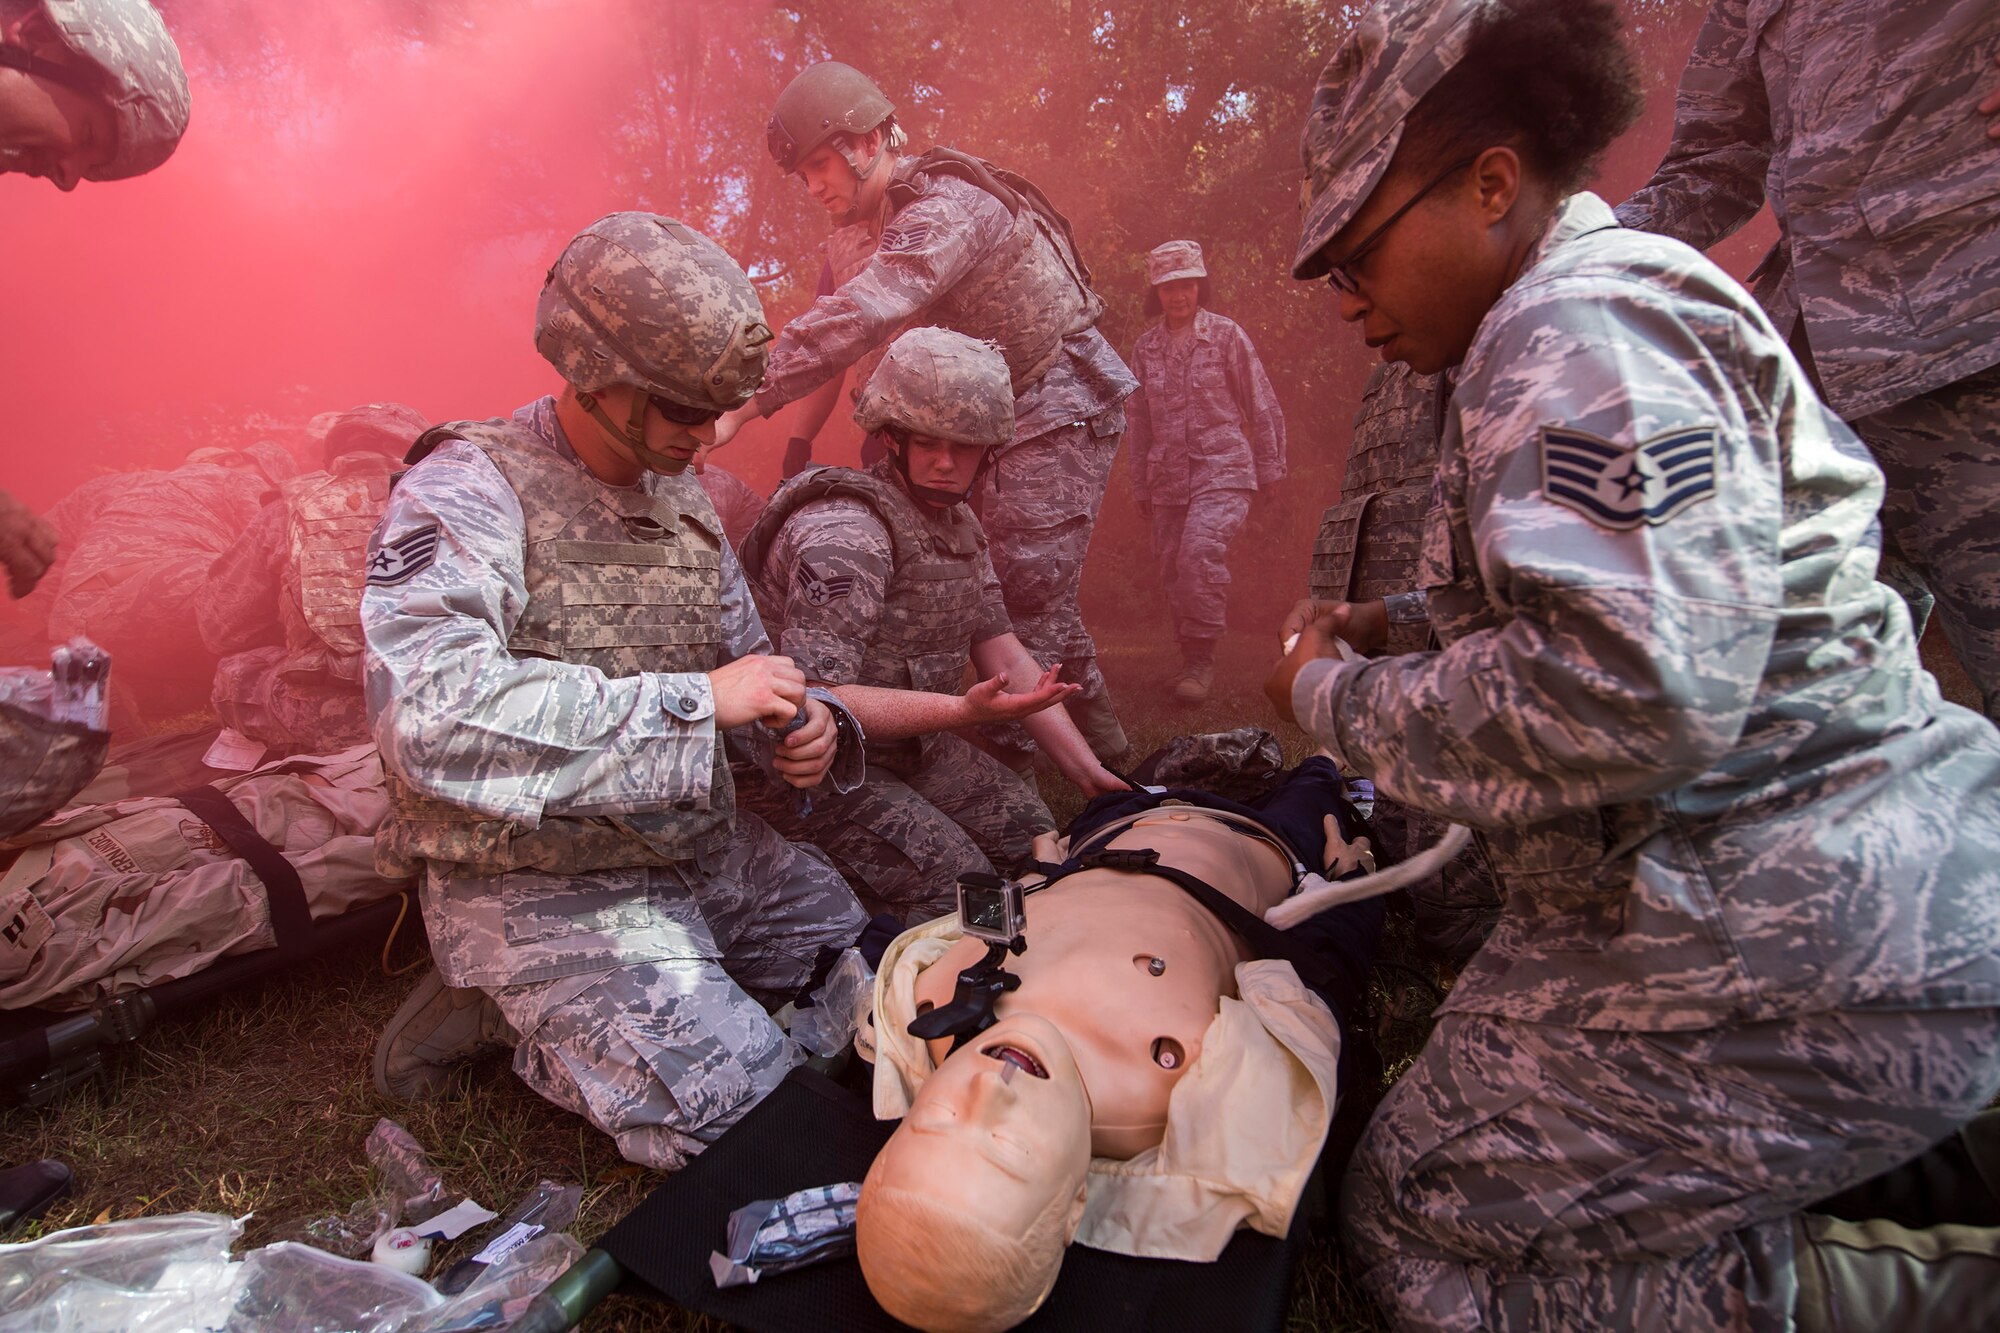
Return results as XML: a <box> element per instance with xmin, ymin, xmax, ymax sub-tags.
<box><xmin>1</xmin><ymin>598</ymin><xmax>1981</xmax><ymax>1332</ymax></box>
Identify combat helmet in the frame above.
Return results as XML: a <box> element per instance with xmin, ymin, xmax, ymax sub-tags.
<box><xmin>0</xmin><ymin>0</ymin><xmax>191</xmax><ymax>180</ymax></box>
<box><xmin>535</xmin><ymin>211</ymin><xmax>773</xmax><ymax>473</ymax></box>
<box><xmin>767</xmin><ymin>61</ymin><xmax>895</xmax><ymax>175</ymax></box>
<box><xmin>855</xmin><ymin>328</ymin><xmax>1013</xmax><ymax>505</ymax></box>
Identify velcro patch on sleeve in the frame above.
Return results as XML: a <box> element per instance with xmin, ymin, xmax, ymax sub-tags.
<box><xmin>366</xmin><ymin>523</ymin><xmax>442</xmax><ymax>586</ymax></box>
<box><xmin>877</xmin><ymin>221</ymin><xmax>933</xmax><ymax>254</ymax></box>
<box><xmin>795</xmin><ymin>557</ymin><xmax>857</xmax><ymax>606</ymax></box>
<box><xmin>1539</xmin><ymin>425</ymin><xmax>1718</xmax><ymax>530</ymax></box>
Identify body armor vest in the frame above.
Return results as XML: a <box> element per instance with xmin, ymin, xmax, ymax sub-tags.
<box><xmin>741</xmin><ymin>462</ymin><xmax>986</xmax><ymax>769</ymax></box>
<box><xmin>882</xmin><ymin>148</ymin><xmax>1104</xmax><ymax>395</ymax></box>
<box><xmin>1310</xmin><ymin>364</ymin><xmax>1445</xmax><ymax>656</ymax></box>
<box><xmin>280</xmin><ymin>452</ymin><xmax>398</xmax><ymax>678</ymax></box>
<box><xmin>378</xmin><ymin>420</ymin><xmax>735</xmax><ymax>877</ymax></box>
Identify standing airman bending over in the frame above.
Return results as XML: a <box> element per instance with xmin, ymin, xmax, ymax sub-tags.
<box><xmin>714</xmin><ymin>62</ymin><xmax>1139</xmax><ymax>771</ymax></box>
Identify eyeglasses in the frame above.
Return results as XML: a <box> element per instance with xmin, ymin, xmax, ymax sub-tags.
<box><xmin>1323</xmin><ymin>157</ymin><xmax>1478</xmax><ymax>297</ymax></box>
<box><xmin>648</xmin><ymin>393</ymin><xmax>723</xmax><ymax>427</ymax></box>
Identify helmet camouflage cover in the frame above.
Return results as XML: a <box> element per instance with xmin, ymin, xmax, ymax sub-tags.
<box><xmin>766</xmin><ymin>60</ymin><xmax>894</xmax><ymax>173</ymax></box>
<box><xmin>35</xmin><ymin>0</ymin><xmax>191</xmax><ymax>181</ymax></box>
<box><xmin>534</xmin><ymin>212</ymin><xmax>773</xmax><ymax>411</ymax></box>
<box><xmin>853</xmin><ymin>327</ymin><xmax>1014</xmax><ymax>448</ymax></box>
<box><xmin>1293</xmin><ymin>0</ymin><xmax>1492</xmax><ymax>279</ymax></box>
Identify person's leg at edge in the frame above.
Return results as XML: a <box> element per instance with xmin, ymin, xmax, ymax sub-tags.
<box><xmin>1851</xmin><ymin>363</ymin><xmax>2000</xmax><ymax>724</ymax></box>
<box><xmin>1342</xmin><ymin>1007</ymin><xmax>2000</xmax><ymax>1330</ymax></box>
<box><xmin>976</xmin><ymin>420</ymin><xmax>1131</xmax><ymax>765</ymax></box>
<box><xmin>731</xmin><ymin>765</ymin><xmax>991</xmax><ymax>923</ymax></box>
<box><xmin>1171</xmin><ymin>488</ymin><xmax>1251</xmax><ymax>704</ymax></box>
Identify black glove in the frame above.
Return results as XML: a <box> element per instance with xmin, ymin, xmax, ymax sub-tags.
<box><xmin>782</xmin><ymin>437</ymin><xmax>814</xmax><ymax>479</ymax></box>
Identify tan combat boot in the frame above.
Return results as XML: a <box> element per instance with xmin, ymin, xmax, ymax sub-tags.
<box><xmin>372</xmin><ymin>968</ymin><xmax>516</xmax><ymax>1101</ymax></box>
<box><xmin>1172</xmin><ymin>663</ymin><xmax>1214</xmax><ymax>704</ymax></box>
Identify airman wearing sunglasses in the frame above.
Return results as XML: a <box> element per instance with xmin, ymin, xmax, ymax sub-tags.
<box><xmin>360</xmin><ymin>213</ymin><xmax>869</xmax><ymax>1171</ymax></box>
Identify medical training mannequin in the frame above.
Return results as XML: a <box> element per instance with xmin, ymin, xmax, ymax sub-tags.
<box><xmin>857</xmin><ymin>776</ymin><xmax>1380</xmax><ymax>1333</ymax></box>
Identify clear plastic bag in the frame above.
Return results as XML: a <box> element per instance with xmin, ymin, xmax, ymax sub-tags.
<box><xmin>224</xmin><ymin>1242</ymin><xmax>439</xmax><ymax>1333</ymax></box>
<box><xmin>790</xmin><ymin>948</ymin><xmax>875</xmax><ymax>1059</ymax></box>
<box><xmin>0</xmin><ymin>1212</ymin><xmax>582</xmax><ymax>1333</ymax></box>
<box><xmin>0</xmin><ymin>1212</ymin><xmax>241</xmax><ymax>1333</ymax></box>
<box><xmin>365</xmin><ymin>1120</ymin><xmax>457</xmax><ymax>1228</ymax></box>
<box><xmin>405</xmin><ymin>1232</ymin><xmax>584</xmax><ymax>1332</ymax></box>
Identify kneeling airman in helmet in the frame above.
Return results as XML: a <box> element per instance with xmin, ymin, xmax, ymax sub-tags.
<box><xmin>362</xmin><ymin>213</ymin><xmax>867</xmax><ymax>1170</ymax></box>
<box><xmin>738</xmin><ymin>328</ymin><xmax>1127</xmax><ymax>918</ymax></box>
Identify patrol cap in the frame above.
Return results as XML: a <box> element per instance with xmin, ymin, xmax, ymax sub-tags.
<box><xmin>1146</xmin><ymin>240</ymin><xmax>1206</xmax><ymax>287</ymax></box>
<box><xmin>28</xmin><ymin>0</ymin><xmax>192</xmax><ymax>181</ymax></box>
<box><xmin>535</xmin><ymin>212</ymin><xmax>773</xmax><ymax>412</ymax></box>
<box><xmin>767</xmin><ymin>61</ymin><xmax>895</xmax><ymax>173</ymax></box>
<box><xmin>320</xmin><ymin>402</ymin><xmax>431</xmax><ymax>457</ymax></box>
<box><xmin>853</xmin><ymin>327</ymin><xmax>1014</xmax><ymax>449</ymax></box>
<box><xmin>1293</xmin><ymin>0</ymin><xmax>1493</xmax><ymax>280</ymax></box>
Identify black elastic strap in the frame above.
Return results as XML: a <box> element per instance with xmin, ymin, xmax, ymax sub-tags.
<box><xmin>1036</xmin><ymin>848</ymin><xmax>1336</xmax><ymax>994</ymax></box>
<box><xmin>173</xmin><ymin>785</ymin><xmax>313</xmax><ymax>957</ymax></box>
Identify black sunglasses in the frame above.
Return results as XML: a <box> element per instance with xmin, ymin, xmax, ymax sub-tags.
<box><xmin>649</xmin><ymin>393</ymin><xmax>723</xmax><ymax>427</ymax></box>
<box><xmin>1324</xmin><ymin>157</ymin><xmax>1478</xmax><ymax>297</ymax></box>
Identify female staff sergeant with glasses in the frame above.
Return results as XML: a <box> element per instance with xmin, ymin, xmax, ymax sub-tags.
<box><xmin>1267</xmin><ymin>1</ymin><xmax>2000</xmax><ymax>1328</ymax></box>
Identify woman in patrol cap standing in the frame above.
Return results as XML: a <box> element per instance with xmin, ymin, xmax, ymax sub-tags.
<box><xmin>1267</xmin><ymin>1</ymin><xmax>2000</xmax><ymax>1327</ymax></box>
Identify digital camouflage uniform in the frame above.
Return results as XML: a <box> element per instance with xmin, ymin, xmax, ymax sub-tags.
<box><xmin>1127</xmin><ymin>273</ymin><xmax>1286</xmax><ymax>663</ymax></box>
<box><xmin>1310</xmin><ymin>363</ymin><xmax>1499</xmax><ymax>970</ymax></box>
<box><xmin>1293</xmin><ymin>189</ymin><xmax>2000</xmax><ymax>1331</ymax></box>
<box><xmin>199</xmin><ymin>415</ymin><xmax>424</xmax><ymax>753</ymax></box>
<box><xmin>695</xmin><ymin>462</ymin><xmax>766</xmax><ymax>551</ymax></box>
<box><xmin>1616</xmin><ymin>0</ymin><xmax>2000</xmax><ymax>722</ymax></box>
<box><xmin>0</xmin><ymin>744</ymin><xmax>407</xmax><ymax>1011</ymax></box>
<box><xmin>739</xmin><ymin>458</ymin><xmax>1053</xmax><ymax>917</ymax></box>
<box><xmin>362</xmin><ymin>396</ymin><xmax>866</xmax><ymax>1168</ymax></box>
<box><xmin>756</xmin><ymin>149</ymin><xmax>1138</xmax><ymax>762</ymax></box>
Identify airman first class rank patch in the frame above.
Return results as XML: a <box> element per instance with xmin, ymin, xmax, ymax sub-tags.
<box><xmin>1539</xmin><ymin>425</ymin><xmax>1718</xmax><ymax>530</ymax></box>
<box><xmin>366</xmin><ymin>524</ymin><xmax>441</xmax><ymax>586</ymax></box>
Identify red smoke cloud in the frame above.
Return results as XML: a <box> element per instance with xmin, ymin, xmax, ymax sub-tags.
<box><xmin>0</xmin><ymin>0</ymin><xmax>803</xmax><ymax>511</ymax></box>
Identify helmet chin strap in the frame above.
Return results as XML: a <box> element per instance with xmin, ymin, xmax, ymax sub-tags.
<box><xmin>575</xmin><ymin>390</ymin><xmax>691</xmax><ymax>475</ymax></box>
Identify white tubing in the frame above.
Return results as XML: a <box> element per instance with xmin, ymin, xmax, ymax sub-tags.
<box><xmin>1267</xmin><ymin>823</ymin><xmax>1473</xmax><ymax>929</ymax></box>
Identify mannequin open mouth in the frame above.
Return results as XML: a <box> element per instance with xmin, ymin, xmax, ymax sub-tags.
<box><xmin>982</xmin><ymin>1043</ymin><xmax>1049</xmax><ymax>1079</ymax></box>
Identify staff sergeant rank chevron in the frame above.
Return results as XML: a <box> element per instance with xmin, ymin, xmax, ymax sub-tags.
<box><xmin>365</xmin><ymin>523</ymin><xmax>441</xmax><ymax>587</ymax></box>
<box><xmin>1538</xmin><ymin>425</ymin><xmax>1717</xmax><ymax>530</ymax></box>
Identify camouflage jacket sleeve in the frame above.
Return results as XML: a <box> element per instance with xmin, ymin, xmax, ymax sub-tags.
<box><xmin>196</xmin><ymin>499</ymin><xmax>288</xmax><ymax>655</ymax></box>
<box><xmin>757</xmin><ymin>179</ymin><xmax>1015</xmax><ymax>414</ymax></box>
<box><xmin>764</xmin><ymin>498</ymin><xmax>895</xmax><ymax>683</ymax></box>
<box><xmin>971</xmin><ymin>545</ymin><xmax>1013</xmax><ymax>645</ymax></box>
<box><xmin>1293</xmin><ymin>263</ymin><xmax>1783</xmax><ymax>829</ymax></box>
<box><xmin>1614</xmin><ymin>0</ymin><xmax>1774</xmax><ymax>250</ymax></box>
<box><xmin>360</xmin><ymin>441</ymin><xmax>723</xmax><ymax>824</ymax></box>
<box><xmin>1226</xmin><ymin>322</ymin><xmax>1287</xmax><ymax>487</ymax></box>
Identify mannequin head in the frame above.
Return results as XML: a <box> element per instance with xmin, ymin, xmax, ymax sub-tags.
<box><xmin>858</xmin><ymin>1013</ymin><xmax>1091</xmax><ymax>1332</ymax></box>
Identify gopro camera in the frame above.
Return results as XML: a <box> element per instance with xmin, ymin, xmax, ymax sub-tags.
<box><xmin>956</xmin><ymin>872</ymin><xmax>1026</xmax><ymax>945</ymax></box>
